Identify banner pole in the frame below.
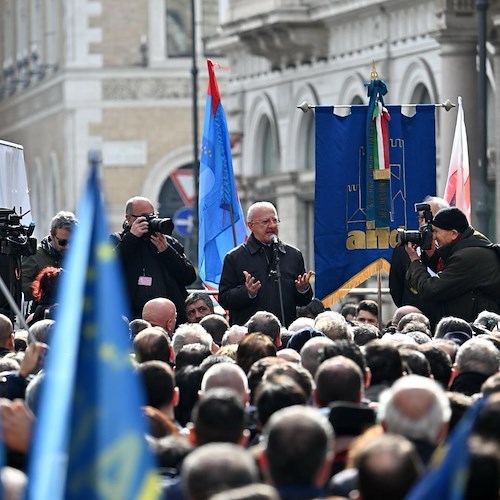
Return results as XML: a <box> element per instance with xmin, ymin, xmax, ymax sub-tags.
<box><xmin>297</xmin><ymin>99</ymin><xmax>456</xmax><ymax>113</ymax></box>
<box><xmin>377</xmin><ymin>268</ymin><xmax>383</xmax><ymax>331</ymax></box>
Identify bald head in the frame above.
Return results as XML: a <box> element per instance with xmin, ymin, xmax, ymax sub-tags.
<box><xmin>201</xmin><ymin>363</ymin><xmax>249</xmax><ymax>405</ymax></box>
<box><xmin>142</xmin><ymin>298</ymin><xmax>177</xmax><ymax>335</ymax></box>
<box><xmin>392</xmin><ymin>306</ymin><xmax>422</xmax><ymax>326</ymax></box>
<box><xmin>0</xmin><ymin>314</ymin><xmax>13</xmax><ymax>350</ymax></box>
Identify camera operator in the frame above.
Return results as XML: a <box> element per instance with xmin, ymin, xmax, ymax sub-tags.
<box><xmin>405</xmin><ymin>206</ymin><xmax>500</xmax><ymax>326</ymax></box>
<box><xmin>389</xmin><ymin>196</ymin><xmax>448</xmax><ymax>317</ymax></box>
<box><xmin>111</xmin><ymin>196</ymin><xmax>196</xmax><ymax>324</ymax></box>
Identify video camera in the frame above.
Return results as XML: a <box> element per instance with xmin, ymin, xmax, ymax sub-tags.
<box><xmin>0</xmin><ymin>208</ymin><xmax>37</xmax><ymax>257</ymax></box>
<box><xmin>397</xmin><ymin>203</ymin><xmax>434</xmax><ymax>251</ymax></box>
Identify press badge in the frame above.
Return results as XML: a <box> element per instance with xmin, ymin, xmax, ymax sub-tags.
<box><xmin>138</xmin><ymin>276</ymin><xmax>153</xmax><ymax>286</ymax></box>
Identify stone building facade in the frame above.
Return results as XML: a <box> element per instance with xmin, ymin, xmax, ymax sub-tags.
<box><xmin>0</xmin><ymin>0</ymin><xmax>499</xmax><ymax>285</ymax></box>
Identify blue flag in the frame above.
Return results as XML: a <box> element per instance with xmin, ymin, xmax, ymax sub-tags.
<box><xmin>27</xmin><ymin>156</ymin><xmax>159</xmax><ymax>499</ymax></box>
<box><xmin>405</xmin><ymin>397</ymin><xmax>486</xmax><ymax>500</ymax></box>
<box><xmin>198</xmin><ymin>59</ymin><xmax>247</xmax><ymax>288</ymax></box>
<box><xmin>315</xmin><ymin>105</ymin><xmax>436</xmax><ymax>305</ymax></box>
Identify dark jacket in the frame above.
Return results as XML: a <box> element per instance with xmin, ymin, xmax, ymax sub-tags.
<box><xmin>389</xmin><ymin>244</ymin><xmax>439</xmax><ymax>317</ymax></box>
<box><xmin>406</xmin><ymin>228</ymin><xmax>500</xmax><ymax>324</ymax></box>
<box><xmin>21</xmin><ymin>237</ymin><xmax>63</xmax><ymax>301</ymax></box>
<box><xmin>219</xmin><ymin>234</ymin><xmax>312</xmax><ymax>327</ymax></box>
<box><xmin>111</xmin><ymin>231</ymin><xmax>196</xmax><ymax>323</ymax></box>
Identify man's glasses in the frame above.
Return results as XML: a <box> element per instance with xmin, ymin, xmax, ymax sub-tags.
<box><xmin>54</xmin><ymin>236</ymin><xmax>69</xmax><ymax>247</ymax></box>
<box><xmin>130</xmin><ymin>212</ymin><xmax>158</xmax><ymax>219</ymax></box>
<box><xmin>253</xmin><ymin>217</ymin><xmax>281</xmax><ymax>226</ymax></box>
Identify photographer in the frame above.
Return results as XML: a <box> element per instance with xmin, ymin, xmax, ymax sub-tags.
<box><xmin>389</xmin><ymin>196</ymin><xmax>448</xmax><ymax>317</ymax></box>
<box><xmin>111</xmin><ymin>196</ymin><xmax>196</xmax><ymax>323</ymax></box>
<box><xmin>21</xmin><ymin>211</ymin><xmax>76</xmax><ymax>302</ymax></box>
<box><xmin>405</xmin><ymin>206</ymin><xmax>500</xmax><ymax>325</ymax></box>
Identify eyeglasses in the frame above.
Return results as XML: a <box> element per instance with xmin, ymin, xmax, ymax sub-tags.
<box><xmin>130</xmin><ymin>212</ymin><xmax>158</xmax><ymax>219</ymax></box>
<box><xmin>252</xmin><ymin>217</ymin><xmax>281</xmax><ymax>226</ymax></box>
<box><xmin>54</xmin><ymin>236</ymin><xmax>69</xmax><ymax>247</ymax></box>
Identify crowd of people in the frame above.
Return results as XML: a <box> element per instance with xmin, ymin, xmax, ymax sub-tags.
<box><xmin>0</xmin><ymin>197</ymin><xmax>499</xmax><ymax>499</ymax></box>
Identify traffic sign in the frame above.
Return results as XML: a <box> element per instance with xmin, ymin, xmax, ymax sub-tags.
<box><xmin>173</xmin><ymin>206</ymin><xmax>194</xmax><ymax>237</ymax></box>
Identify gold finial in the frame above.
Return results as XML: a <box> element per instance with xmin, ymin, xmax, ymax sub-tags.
<box><xmin>370</xmin><ymin>61</ymin><xmax>378</xmax><ymax>80</ymax></box>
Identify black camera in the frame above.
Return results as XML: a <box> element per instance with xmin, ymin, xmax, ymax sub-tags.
<box><xmin>0</xmin><ymin>208</ymin><xmax>37</xmax><ymax>257</ymax></box>
<box><xmin>143</xmin><ymin>214</ymin><xmax>174</xmax><ymax>236</ymax></box>
<box><xmin>397</xmin><ymin>203</ymin><xmax>434</xmax><ymax>251</ymax></box>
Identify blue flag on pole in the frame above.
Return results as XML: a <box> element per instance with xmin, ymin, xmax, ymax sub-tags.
<box><xmin>405</xmin><ymin>397</ymin><xmax>486</xmax><ymax>500</ymax></box>
<box><xmin>315</xmin><ymin>105</ymin><xmax>436</xmax><ymax>306</ymax></box>
<box><xmin>198</xmin><ymin>59</ymin><xmax>247</xmax><ymax>289</ymax></box>
<box><xmin>27</xmin><ymin>155</ymin><xmax>159</xmax><ymax>499</ymax></box>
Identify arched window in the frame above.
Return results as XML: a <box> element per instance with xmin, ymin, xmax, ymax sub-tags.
<box><xmin>410</xmin><ymin>83</ymin><xmax>431</xmax><ymax>104</ymax></box>
<box><xmin>305</xmin><ymin>114</ymin><xmax>315</xmax><ymax>170</ymax></box>
<box><xmin>351</xmin><ymin>95</ymin><xmax>364</xmax><ymax>105</ymax></box>
<box><xmin>262</xmin><ymin>117</ymin><xmax>279</xmax><ymax>175</ymax></box>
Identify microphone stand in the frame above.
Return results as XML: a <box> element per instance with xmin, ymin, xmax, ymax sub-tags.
<box><xmin>272</xmin><ymin>242</ymin><xmax>286</xmax><ymax>326</ymax></box>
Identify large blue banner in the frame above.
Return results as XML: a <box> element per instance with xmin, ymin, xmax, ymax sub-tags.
<box><xmin>315</xmin><ymin>105</ymin><xmax>436</xmax><ymax>305</ymax></box>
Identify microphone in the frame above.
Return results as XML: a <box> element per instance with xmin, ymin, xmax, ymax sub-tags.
<box><xmin>269</xmin><ymin>234</ymin><xmax>279</xmax><ymax>245</ymax></box>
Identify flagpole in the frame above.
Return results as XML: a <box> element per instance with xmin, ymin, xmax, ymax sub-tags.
<box><xmin>0</xmin><ymin>274</ymin><xmax>33</xmax><ymax>338</ymax></box>
<box><xmin>297</xmin><ymin>99</ymin><xmax>456</xmax><ymax>112</ymax></box>
<box><xmin>191</xmin><ymin>0</ymin><xmax>199</xmax><ymax>262</ymax></box>
<box><xmin>229</xmin><ymin>204</ymin><xmax>237</xmax><ymax>247</ymax></box>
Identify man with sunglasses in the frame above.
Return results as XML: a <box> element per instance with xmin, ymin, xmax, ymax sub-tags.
<box><xmin>219</xmin><ymin>201</ymin><xmax>313</xmax><ymax>327</ymax></box>
<box><xmin>22</xmin><ymin>211</ymin><xmax>77</xmax><ymax>302</ymax></box>
<box><xmin>112</xmin><ymin>196</ymin><xmax>196</xmax><ymax>324</ymax></box>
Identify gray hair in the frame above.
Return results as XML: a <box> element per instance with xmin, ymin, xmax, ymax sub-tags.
<box><xmin>314</xmin><ymin>311</ymin><xmax>353</xmax><ymax>342</ymax></box>
<box><xmin>246</xmin><ymin>202</ymin><xmax>277</xmax><ymax>223</ymax></box>
<box><xmin>222</xmin><ymin>325</ymin><xmax>247</xmax><ymax>346</ymax></box>
<box><xmin>378</xmin><ymin>375</ymin><xmax>451</xmax><ymax>444</ymax></box>
<box><xmin>456</xmin><ymin>338</ymin><xmax>500</xmax><ymax>376</ymax></box>
<box><xmin>28</xmin><ymin>319</ymin><xmax>55</xmax><ymax>344</ymax></box>
<box><xmin>50</xmin><ymin>211</ymin><xmax>77</xmax><ymax>235</ymax></box>
<box><xmin>172</xmin><ymin>323</ymin><xmax>212</xmax><ymax>356</ymax></box>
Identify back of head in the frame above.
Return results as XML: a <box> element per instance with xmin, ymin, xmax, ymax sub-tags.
<box><xmin>175</xmin><ymin>343</ymin><xmax>211</xmax><ymax>370</ymax></box>
<box><xmin>28</xmin><ymin>319</ymin><xmax>55</xmax><ymax>344</ymax></box>
<box><xmin>392</xmin><ymin>305</ymin><xmax>422</xmax><ymax>326</ymax></box>
<box><xmin>378</xmin><ymin>375</ymin><xmax>451</xmax><ymax>445</ymax></box>
<box><xmin>137</xmin><ymin>360</ymin><xmax>175</xmax><ymax>409</ymax></box>
<box><xmin>31</xmin><ymin>266</ymin><xmax>61</xmax><ymax>302</ymax></box>
<box><xmin>174</xmin><ymin>365</ymin><xmax>204</xmax><ymax>427</ymax></box>
<box><xmin>208</xmin><ymin>484</ymin><xmax>279</xmax><ymax>500</ymax></box>
<box><xmin>474</xmin><ymin>310</ymin><xmax>500</xmax><ymax>332</ymax></box>
<box><xmin>236</xmin><ymin>333</ymin><xmax>276</xmax><ymax>374</ymax></box>
<box><xmin>419</xmin><ymin>344</ymin><xmax>452</xmax><ymax>388</ymax></box>
<box><xmin>263</xmin><ymin>405</ymin><xmax>334</xmax><ymax>488</ymax></box>
<box><xmin>355</xmin><ymin>434</ymin><xmax>423</xmax><ymax>500</ymax></box>
<box><xmin>315</xmin><ymin>356</ymin><xmax>363</xmax><ymax>406</ymax></box>
<box><xmin>199</xmin><ymin>314</ymin><xmax>229</xmax><ymax>346</ymax></box>
<box><xmin>181</xmin><ymin>442</ymin><xmax>258</xmax><ymax>500</ymax></box>
<box><xmin>435</xmin><ymin>316</ymin><xmax>473</xmax><ymax>339</ymax></box>
<box><xmin>247</xmin><ymin>357</ymin><xmax>287</xmax><ymax>405</ymax></box>
<box><xmin>129</xmin><ymin>318</ymin><xmax>151</xmax><ymax>341</ymax></box>
<box><xmin>141</xmin><ymin>298</ymin><xmax>176</xmax><ymax>332</ymax></box>
<box><xmin>222</xmin><ymin>325</ymin><xmax>248</xmax><ymax>346</ymax></box>
<box><xmin>299</xmin><ymin>337</ymin><xmax>334</xmax><ymax>377</ymax></box>
<box><xmin>246</xmin><ymin>311</ymin><xmax>281</xmax><ymax>345</ymax></box>
<box><xmin>314</xmin><ymin>311</ymin><xmax>352</xmax><ymax>341</ymax></box>
<box><xmin>364</xmin><ymin>340</ymin><xmax>403</xmax><ymax>386</ymax></box>
<box><xmin>133</xmin><ymin>327</ymin><xmax>171</xmax><ymax>364</ymax></box>
<box><xmin>456</xmin><ymin>338</ymin><xmax>500</xmax><ymax>377</ymax></box>
<box><xmin>352</xmin><ymin>323</ymin><xmax>380</xmax><ymax>346</ymax></box>
<box><xmin>397</xmin><ymin>312</ymin><xmax>431</xmax><ymax>332</ymax></box>
<box><xmin>191</xmin><ymin>388</ymin><xmax>246</xmax><ymax>445</ymax></box>
<box><xmin>320</xmin><ymin>339</ymin><xmax>367</xmax><ymax>384</ymax></box>
<box><xmin>263</xmin><ymin>362</ymin><xmax>314</xmax><ymax>401</ymax></box>
<box><xmin>172</xmin><ymin>323</ymin><xmax>212</xmax><ymax>357</ymax></box>
<box><xmin>0</xmin><ymin>313</ymin><xmax>13</xmax><ymax>346</ymax></box>
<box><xmin>255</xmin><ymin>378</ymin><xmax>307</xmax><ymax>427</ymax></box>
<box><xmin>201</xmin><ymin>363</ymin><xmax>249</xmax><ymax>403</ymax></box>
<box><xmin>399</xmin><ymin>348</ymin><xmax>431</xmax><ymax>377</ymax></box>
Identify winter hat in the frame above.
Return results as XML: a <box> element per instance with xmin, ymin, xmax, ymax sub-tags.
<box><xmin>432</xmin><ymin>207</ymin><xmax>469</xmax><ymax>233</ymax></box>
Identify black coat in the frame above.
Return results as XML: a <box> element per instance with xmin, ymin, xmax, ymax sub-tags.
<box><xmin>111</xmin><ymin>231</ymin><xmax>196</xmax><ymax>323</ymax></box>
<box><xmin>406</xmin><ymin>228</ymin><xmax>500</xmax><ymax>324</ymax></box>
<box><xmin>219</xmin><ymin>234</ymin><xmax>312</xmax><ymax>327</ymax></box>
